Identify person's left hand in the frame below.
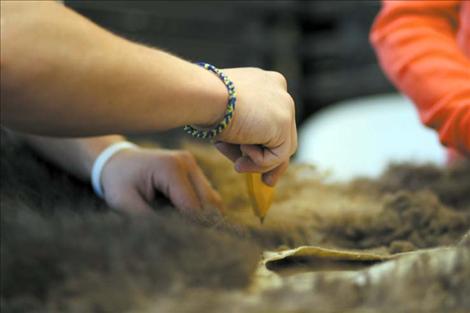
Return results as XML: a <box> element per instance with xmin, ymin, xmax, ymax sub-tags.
<box><xmin>99</xmin><ymin>147</ymin><xmax>223</xmax><ymax>215</ymax></box>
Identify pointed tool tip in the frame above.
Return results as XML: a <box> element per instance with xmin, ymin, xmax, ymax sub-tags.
<box><xmin>259</xmin><ymin>216</ymin><xmax>265</xmax><ymax>224</ymax></box>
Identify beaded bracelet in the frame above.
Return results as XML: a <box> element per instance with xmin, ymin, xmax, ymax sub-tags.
<box><xmin>184</xmin><ymin>62</ymin><xmax>236</xmax><ymax>140</ymax></box>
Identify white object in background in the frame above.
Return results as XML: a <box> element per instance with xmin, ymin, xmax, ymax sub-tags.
<box><xmin>296</xmin><ymin>94</ymin><xmax>447</xmax><ymax>182</ymax></box>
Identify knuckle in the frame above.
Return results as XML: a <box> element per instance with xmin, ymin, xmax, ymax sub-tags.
<box><xmin>106</xmin><ymin>192</ymin><xmax>125</xmax><ymax>208</ymax></box>
<box><xmin>173</xmin><ymin>150</ymin><xmax>197</xmax><ymax>168</ymax></box>
<box><xmin>181</xmin><ymin>150</ymin><xmax>195</xmax><ymax>160</ymax></box>
<box><xmin>172</xmin><ymin>150</ymin><xmax>188</xmax><ymax>160</ymax></box>
<box><xmin>184</xmin><ymin>152</ymin><xmax>197</xmax><ymax>166</ymax></box>
<box><xmin>285</xmin><ymin>95</ymin><xmax>296</xmax><ymax>122</ymax></box>
<box><xmin>251</xmin><ymin>67</ymin><xmax>264</xmax><ymax>73</ymax></box>
<box><xmin>244</xmin><ymin>67</ymin><xmax>264</xmax><ymax>76</ymax></box>
<box><xmin>292</xmin><ymin>141</ymin><xmax>298</xmax><ymax>154</ymax></box>
<box><xmin>285</xmin><ymin>93</ymin><xmax>295</xmax><ymax>110</ymax></box>
<box><xmin>277</xmin><ymin>92</ymin><xmax>295</xmax><ymax>113</ymax></box>
<box><xmin>280</xmin><ymin>110</ymin><xmax>292</xmax><ymax>127</ymax></box>
<box><xmin>269</xmin><ymin>71</ymin><xmax>287</xmax><ymax>87</ymax></box>
<box><xmin>162</xmin><ymin>153</ymin><xmax>184</xmax><ymax>170</ymax></box>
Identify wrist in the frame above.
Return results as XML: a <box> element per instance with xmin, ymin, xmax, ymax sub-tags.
<box><xmin>191</xmin><ymin>63</ymin><xmax>228</xmax><ymax>128</ymax></box>
<box><xmin>81</xmin><ymin>136</ymin><xmax>126</xmax><ymax>176</ymax></box>
<box><xmin>91</xmin><ymin>141</ymin><xmax>138</xmax><ymax>198</ymax></box>
<box><xmin>184</xmin><ymin>63</ymin><xmax>236</xmax><ymax>140</ymax></box>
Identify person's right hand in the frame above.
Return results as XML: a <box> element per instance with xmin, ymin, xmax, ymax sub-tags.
<box><xmin>213</xmin><ymin>67</ymin><xmax>297</xmax><ymax>186</ymax></box>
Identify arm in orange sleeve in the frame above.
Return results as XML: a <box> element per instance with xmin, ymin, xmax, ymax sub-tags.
<box><xmin>370</xmin><ymin>0</ymin><xmax>470</xmax><ymax>156</ymax></box>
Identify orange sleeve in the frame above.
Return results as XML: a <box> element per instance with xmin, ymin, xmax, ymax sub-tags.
<box><xmin>370</xmin><ymin>0</ymin><xmax>470</xmax><ymax>156</ymax></box>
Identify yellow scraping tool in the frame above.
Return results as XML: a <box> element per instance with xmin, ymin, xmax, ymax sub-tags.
<box><xmin>246</xmin><ymin>173</ymin><xmax>274</xmax><ymax>223</ymax></box>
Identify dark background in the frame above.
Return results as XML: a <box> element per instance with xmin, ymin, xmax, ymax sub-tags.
<box><xmin>66</xmin><ymin>0</ymin><xmax>395</xmax><ymax>128</ymax></box>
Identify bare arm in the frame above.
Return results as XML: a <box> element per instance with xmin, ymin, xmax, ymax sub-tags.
<box><xmin>20</xmin><ymin>133</ymin><xmax>124</xmax><ymax>181</ymax></box>
<box><xmin>1</xmin><ymin>1</ymin><xmax>297</xmax><ymax>185</ymax></box>
<box><xmin>1</xmin><ymin>1</ymin><xmax>226</xmax><ymax>136</ymax></box>
<box><xmin>370</xmin><ymin>0</ymin><xmax>470</xmax><ymax>155</ymax></box>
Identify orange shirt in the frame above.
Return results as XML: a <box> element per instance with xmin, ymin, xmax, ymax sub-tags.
<box><xmin>370</xmin><ymin>0</ymin><xmax>470</xmax><ymax>156</ymax></box>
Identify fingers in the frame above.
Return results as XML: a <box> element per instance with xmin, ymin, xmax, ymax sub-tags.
<box><xmin>238</xmin><ymin>144</ymin><xmax>282</xmax><ymax>172</ymax></box>
<box><xmin>106</xmin><ymin>189</ymin><xmax>155</xmax><ymax>215</ymax></box>
<box><xmin>234</xmin><ymin>141</ymin><xmax>290</xmax><ymax>171</ymax></box>
<box><xmin>262</xmin><ymin>161</ymin><xmax>289</xmax><ymax>186</ymax></box>
<box><xmin>167</xmin><ymin>164</ymin><xmax>202</xmax><ymax>215</ymax></box>
<box><xmin>188</xmin><ymin>162</ymin><xmax>224</xmax><ymax>213</ymax></box>
<box><xmin>234</xmin><ymin>155</ymin><xmax>260</xmax><ymax>172</ymax></box>
<box><xmin>215</xmin><ymin>143</ymin><xmax>280</xmax><ymax>173</ymax></box>
<box><xmin>232</xmin><ymin>141</ymin><xmax>293</xmax><ymax>186</ymax></box>
<box><xmin>231</xmin><ymin>144</ymin><xmax>289</xmax><ymax>185</ymax></box>
<box><xmin>215</xmin><ymin>142</ymin><xmax>290</xmax><ymax>187</ymax></box>
<box><xmin>214</xmin><ymin>142</ymin><xmax>241</xmax><ymax>162</ymax></box>
<box><xmin>237</xmin><ymin>99</ymin><xmax>296</xmax><ymax>180</ymax></box>
<box><xmin>164</xmin><ymin>151</ymin><xmax>224</xmax><ymax>215</ymax></box>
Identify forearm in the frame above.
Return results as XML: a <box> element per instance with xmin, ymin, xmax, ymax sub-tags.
<box><xmin>18</xmin><ymin>132</ymin><xmax>125</xmax><ymax>181</ymax></box>
<box><xmin>371</xmin><ymin>0</ymin><xmax>470</xmax><ymax>154</ymax></box>
<box><xmin>1</xmin><ymin>1</ymin><xmax>226</xmax><ymax>137</ymax></box>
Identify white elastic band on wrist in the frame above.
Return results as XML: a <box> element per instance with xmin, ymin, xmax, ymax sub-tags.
<box><xmin>91</xmin><ymin>141</ymin><xmax>138</xmax><ymax>198</ymax></box>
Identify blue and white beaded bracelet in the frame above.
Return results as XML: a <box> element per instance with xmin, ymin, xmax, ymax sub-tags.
<box><xmin>184</xmin><ymin>62</ymin><xmax>236</xmax><ymax>140</ymax></box>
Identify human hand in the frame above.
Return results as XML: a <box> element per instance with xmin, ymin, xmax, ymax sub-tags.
<box><xmin>214</xmin><ymin>67</ymin><xmax>297</xmax><ymax>186</ymax></box>
<box><xmin>100</xmin><ymin>147</ymin><xmax>223</xmax><ymax>215</ymax></box>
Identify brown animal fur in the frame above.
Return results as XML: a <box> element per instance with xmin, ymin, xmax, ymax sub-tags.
<box><xmin>1</xmin><ymin>132</ymin><xmax>469</xmax><ymax>312</ymax></box>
